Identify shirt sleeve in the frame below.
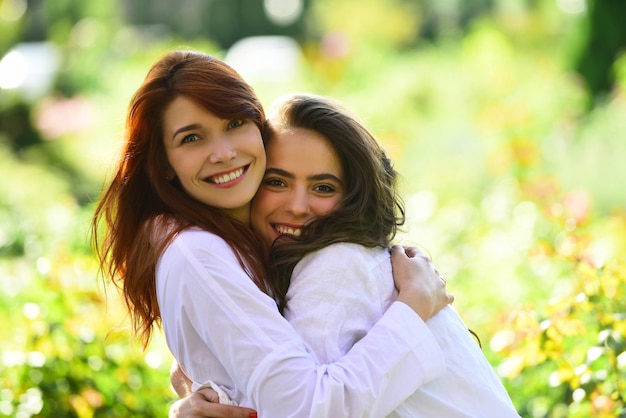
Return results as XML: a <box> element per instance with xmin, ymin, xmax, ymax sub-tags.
<box><xmin>157</xmin><ymin>230</ymin><xmax>445</xmax><ymax>418</ymax></box>
<box><xmin>285</xmin><ymin>243</ymin><xmax>446</xmax><ymax>416</ymax></box>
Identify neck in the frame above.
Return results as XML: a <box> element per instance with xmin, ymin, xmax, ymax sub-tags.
<box><xmin>223</xmin><ymin>204</ymin><xmax>251</xmax><ymax>225</ymax></box>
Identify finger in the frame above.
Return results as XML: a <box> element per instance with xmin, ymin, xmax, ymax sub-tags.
<box><xmin>390</xmin><ymin>244</ymin><xmax>406</xmax><ymax>256</ymax></box>
<box><xmin>196</xmin><ymin>403</ymin><xmax>257</xmax><ymax>417</ymax></box>
<box><xmin>403</xmin><ymin>245</ymin><xmax>431</xmax><ymax>260</ymax></box>
<box><xmin>403</xmin><ymin>246</ymin><xmax>419</xmax><ymax>258</ymax></box>
<box><xmin>196</xmin><ymin>387</ymin><xmax>220</xmax><ymax>403</ymax></box>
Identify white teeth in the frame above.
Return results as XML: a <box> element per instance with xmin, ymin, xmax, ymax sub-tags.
<box><xmin>276</xmin><ymin>225</ymin><xmax>302</xmax><ymax>236</ymax></box>
<box><xmin>211</xmin><ymin>168</ymin><xmax>243</xmax><ymax>184</ymax></box>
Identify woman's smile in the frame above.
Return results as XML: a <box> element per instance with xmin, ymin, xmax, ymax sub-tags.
<box><xmin>206</xmin><ymin>165</ymin><xmax>248</xmax><ymax>186</ymax></box>
<box><xmin>272</xmin><ymin>223</ymin><xmax>304</xmax><ymax>237</ymax></box>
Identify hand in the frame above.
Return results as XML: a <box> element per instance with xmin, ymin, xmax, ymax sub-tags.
<box><xmin>390</xmin><ymin>245</ymin><xmax>453</xmax><ymax>321</ymax></box>
<box><xmin>169</xmin><ymin>388</ymin><xmax>258</xmax><ymax>418</ymax></box>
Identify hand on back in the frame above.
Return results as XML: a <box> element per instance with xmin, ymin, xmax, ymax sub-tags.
<box><xmin>390</xmin><ymin>245</ymin><xmax>453</xmax><ymax>321</ymax></box>
<box><xmin>169</xmin><ymin>388</ymin><xmax>257</xmax><ymax>418</ymax></box>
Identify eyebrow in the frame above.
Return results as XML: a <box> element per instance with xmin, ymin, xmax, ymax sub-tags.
<box><xmin>265</xmin><ymin>168</ymin><xmax>343</xmax><ymax>184</ymax></box>
<box><xmin>172</xmin><ymin>123</ymin><xmax>202</xmax><ymax>141</ymax></box>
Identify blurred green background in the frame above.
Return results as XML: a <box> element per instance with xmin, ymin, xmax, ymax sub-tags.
<box><xmin>1</xmin><ymin>0</ymin><xmax>625</xmax><ymax>417</ymax></box>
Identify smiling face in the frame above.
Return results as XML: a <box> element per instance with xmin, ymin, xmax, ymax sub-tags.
<box><xmin>250</xmin><ymin>127</ymin><xmax>345</xmax><ymax>245</ymax></box>
<box><xmin>163</xmin><ymin>95</ymin><xmax>266</xmax><ymax>222</ymax></box>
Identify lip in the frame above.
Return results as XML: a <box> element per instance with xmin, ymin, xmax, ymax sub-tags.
<box><xmin>204</xmin><ymin>164</ymin><xmax>249</xmax><ymax>188</ymax></box>
<box><xmin>271</xmin><ymin>223</ymin><xmax>305</xmax><ymax>238</ymax></box>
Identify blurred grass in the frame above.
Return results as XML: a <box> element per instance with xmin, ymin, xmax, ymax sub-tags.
<box><xmin>1</xmin><ymin>4</ymin><xmax>626</xmax><ymax>417</ymax></box>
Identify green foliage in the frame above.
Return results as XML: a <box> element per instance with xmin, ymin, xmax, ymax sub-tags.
<box><xmin>0</xmin><ymin>144</ymin><xmax>175</xmax><ymax>416</ymax></box>
<box><xmin>0</xmin><ymin>249</ymin><xmax>175</xmax><ymax>417</ymax></box>
<box><xmin>310</xmin><ymin>0</ymin><xmax>422</xmax><ymax>46</ymax></box>
<box><xmin>492</xmin><ymin>214</ymin><xmax>626</xmax><ymax>417</ymax></box>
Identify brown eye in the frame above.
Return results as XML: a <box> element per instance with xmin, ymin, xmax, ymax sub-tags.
<box><xmin>263</xmin><ymin>177</ymin><xmax>286</xmax><ymax>188</ymax></box>
<box><xmin>314</xmin><ymin>184</ymin><xmax>337</xmax><ymax>194</ymax></box>
<box><xmin>227</xmin><ymin>119</ymin><xmax>245</xmax><ymax>129</ymax></box>
<box><xmin>181</xmin><ymin>133</ymin><xmax>199</xmax><ymax>144</ymax></box>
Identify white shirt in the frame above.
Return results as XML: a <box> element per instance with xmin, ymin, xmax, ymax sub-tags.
<box><xmin>285</xmin><ymin>243</ymin><xmax>521</xmax><ymax>418</ymax></box>
<box><xmin>156</xmin><ymin>228</ymin><xmax>446</xmax><ymax>418</ymax></box>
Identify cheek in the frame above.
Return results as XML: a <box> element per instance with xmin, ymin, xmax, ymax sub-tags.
<box><xmin>314</xmin><ymin>198</ymin><xmax>342</xmax><ymax>217</ymax></box>
<box><xmin>167</xmin><ymin>151</ymin><xmax>192</xmax><ymax>178</ymax></box>
<box><xmin>251</xmin><ymin>193</ymin><xmax>279</xmax><ymax>242</ymax></box>
<box><xmin>248</xmin><ymin>130</ymin><xmax>266</xmax><ymax>162</ymax></box>
<box><xmin>251</xmin><ymin>191</ymin><xmax>277</xmax><ymax>221</ymax></box>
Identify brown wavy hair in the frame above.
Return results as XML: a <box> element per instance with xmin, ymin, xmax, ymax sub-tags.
<box><xmin>91</xmin><ymin>50</ymin><xmax>270</xmax><ymax>347</ymax></box>
<box><xmin>265</xmin><ymin>94</ymin><xmax>405</xmax><ymax>313</ymax></box>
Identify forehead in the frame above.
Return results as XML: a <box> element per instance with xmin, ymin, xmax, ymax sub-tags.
<box><xmin>163</xmin><ymin>96</ymin><xmax>210</xmax><ymax>131</ymax></box>
<box><xmin>164</xmin><ymin>95</ymin><xmax>212</xmax><ymax>118</ymax></box>
<box><xmin>266</xmin><ymin>128</ymin><xmax>340</xmax><ymax>165</ymax></box>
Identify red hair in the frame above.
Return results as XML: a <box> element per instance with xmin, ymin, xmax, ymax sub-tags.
<box><xmin>91</xmin><ymin>50</ymin><xmax>270</xmax><ymax>347</ymax></box>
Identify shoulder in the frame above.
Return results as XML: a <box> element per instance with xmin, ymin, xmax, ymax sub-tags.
<box><xmin>169</xmin><ymin>228</ymin><xmax>233</xmax><ymax>255</ymax></box>
<box><xmin>307</xmin><ymin>242</ymin><xmax>388</xmax><ymax>263</ymax></box>
<box><xmin>295</xmin><ymin>243</ymin><xmax>389</xmax><ymax>275</ymax></box>
<box><xmin>287</xmin><ymin>243</ymin><xmax>395</xmax><ymax>318</ymax></box>
<box><xmin>159</xmin><ymin>227</ymin><xmax>240</xmax><ymax>272</ymax></box>
<box><xmin>156</xmin><ymin>227</ymin><xmax>264</xmax><ymax>300</ymax></box>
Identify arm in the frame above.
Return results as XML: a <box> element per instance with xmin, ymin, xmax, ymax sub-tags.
<box><xmin>171</xmin><ymin>361</ymin><xmax>237</xmax><ymax>406</ymax></box>
<box><xmin>171</xmin><ymin>361</ymin><xmax>193</xmax><ymax>398</ymax></box>
<box><xmin>158</xmin><ymin>230</ymin><xmax>447</xmax><ymax>418</ymax></box>
<box><xmin>170</xmin><ymin>362</ymin><xmax>257</xmax><ymax>418</ymax></box>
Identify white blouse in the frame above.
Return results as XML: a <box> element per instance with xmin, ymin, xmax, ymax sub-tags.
<box><xmin>156</xmin><ymin>228</ymin><xmax>446</xmax><ymax>417</ymax></box>
<box><xmin>285</xmin><ymin>242</ymin><xmax>521</xmax><ymax>418</ymax></box>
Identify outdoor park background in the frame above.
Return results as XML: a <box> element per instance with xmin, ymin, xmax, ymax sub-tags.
<box><xmin>1</xmin><ymin>0</ymin><xmax>625</xmax><ymax>416</ymax></box>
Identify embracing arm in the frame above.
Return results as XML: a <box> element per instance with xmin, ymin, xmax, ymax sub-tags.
<box><xmin>171</xmin><ymin>361</ymin><xmax>192</xmax><ymax>398</ymax></box>
<box><xmin>169</xmin><ymin>388</ymin><xmax>257</xmax><ymax>418</ymax></box>
<box><xmin>170</xmin><ymin>362</ymin><xmax>257</xmax><ymax>418</ymax></box>
<box><xmin>159</xmin><ymin>231</ymin><xmax>449</xmax><ymax>418</ymax></box>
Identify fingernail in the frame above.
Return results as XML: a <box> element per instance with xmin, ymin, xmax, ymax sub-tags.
<box><xmin>249</xmin><ymin>413</ymin><xmax>258</xmax><ymax>418</ymax></box>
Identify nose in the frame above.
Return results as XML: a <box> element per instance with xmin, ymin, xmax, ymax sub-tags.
<box><xmin>286</xmin><ymin>188</ymin><xmax>311</xmax><ymax>218</ymax></box>
<box><xmin>208</xmin><ymin>137</ymin><xmax>236</xmax><ymax>164</ymax></box>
